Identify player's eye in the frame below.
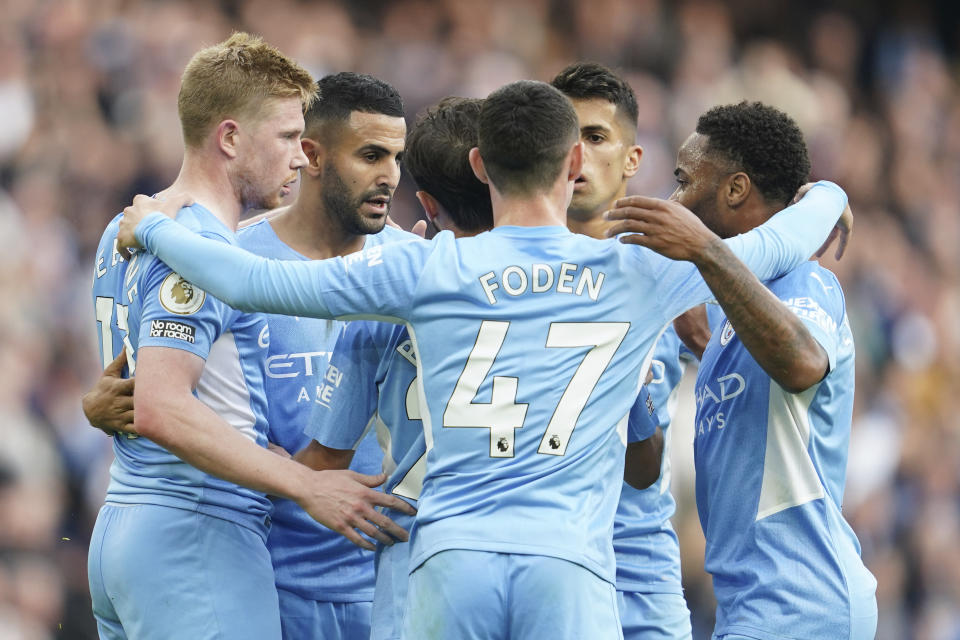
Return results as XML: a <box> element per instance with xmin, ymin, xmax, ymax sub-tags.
<box><xmin>586</xmin><ymin>134</ymin><xmax>604</xmax><ymax>144</ymax></box>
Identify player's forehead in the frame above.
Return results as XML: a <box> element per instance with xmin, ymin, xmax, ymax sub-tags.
<box><xmin>570</xmin><ymin>97</ymin><xmax>619</xmax><ymax>130</ymax></box>
<box><xmin>249</xmin><ymin>96</ymin><xmax>306</xmax><ymax>133</ymax></box>
<box><xmin>676</xmin><ymin>132</ymin><xmax>709</xmax><ymax>174</ymax></box>
<box><xmin>339</xmin><ymin>111</ymin><xmax>407</xmax><ymax>152</ymax></box>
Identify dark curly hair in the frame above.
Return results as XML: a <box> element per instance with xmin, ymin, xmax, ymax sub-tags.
<box><xmin>696</xmin><ymin>102</ymin><xmax>810</xmax><ymax>206</ymax></box>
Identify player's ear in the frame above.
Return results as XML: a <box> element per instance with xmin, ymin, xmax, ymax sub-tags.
<box><xmin>567</xmin><ymin>141</ymin><xmax>584</xmax><ymax>182</ymax></box>
<box><xmin>416</xmin><ymin>191</ymin><xmax>441</xmax><ymax>222</ymax></box>
<box><xmin>468</xmin><ymin>147</ymin><xmax>489</xmax><ymax>185</ymax></box>
<box><xmin>216</xmin><ymin>120</ymin><xmax>240</xmax><ymax>158</ymax></box>
<box><xmin>300</xmin><ymin>137</ymin><xmax>324</xmax><ymax>177</ymax></box>
<box><xmin>726</xmin><ymin>172</ymin><xmax>751</xmax><ymax>208</ymax></box>
<box><xmin>623</xmin><ymin>144</ymin><xmax>643</xmax><ymax>179</ymax></box>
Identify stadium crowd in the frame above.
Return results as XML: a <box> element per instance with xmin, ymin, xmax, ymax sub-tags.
<box><xmin>0</xmin><ymin>0</ymin><xmax>958</xmax><ymax>638</ymax></box>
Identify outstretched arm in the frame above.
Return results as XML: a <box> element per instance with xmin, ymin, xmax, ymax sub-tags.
<box><xmin>117</xmin><ymin>196</ymin><xmax>423</xmax><ymax>322</ymax></box>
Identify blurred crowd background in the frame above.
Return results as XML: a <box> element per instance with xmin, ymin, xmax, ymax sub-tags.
<box><xmin>1</xmin><ymin>0</ymin><xmax>958</xmax><ymax>638</ymax></box>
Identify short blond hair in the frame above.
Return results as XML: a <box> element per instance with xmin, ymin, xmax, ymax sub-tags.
<box><xmin>178</xmin><ymin>32</ymin><xmax>316</xmax><ymax>148</ymax></box>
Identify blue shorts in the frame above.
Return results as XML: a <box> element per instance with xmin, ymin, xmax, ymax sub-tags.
<box><xmin>277</xmin><ymin>587</ymin><xmax>372</xmax><ymax>640</ymax></box>
<box><xmin>370</xmin><ymin>541</ymin><xmax>410</xmax><ymax>640</ymax></box>
<box><xmin>402</xmin><ymin>549</ymin><xmax>622</xmax><ymax>640</ymax></box>
<box><xmin>88</xmin><ymin>503</ymin><xmax>280</xmax><ymax>640</ymax></box>
<box><xmin>617</xmin><ymin>590</ymin><xmax>692</xmax><ymax>639</ymax></box>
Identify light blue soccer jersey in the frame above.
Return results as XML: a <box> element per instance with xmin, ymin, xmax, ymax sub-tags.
<box><xmin>91</xmin><ymin>206</ymin><xmax>272</xmax><ymax>535</ymax></box>
<box><xmin>614</xmin><ymin>326</ymin><xmax>689</xmax><ymax>594</ymax></box>
<box><xmin>305</xmin><ymin>319</ymin><xmax>424</xmax><ymax>640</ymax></box>
<box><xmin>312</xmin><ymin>321</ymin><xmax>657</xmax><ymax>640</ymax></box>
<box><xmin>133</xmin><ymin>181</ymin><xmax>847</xmax><ymax>585</ymax></box>
<box><xmin>237</xmin><ymin>220</ymin><xmax>412</xmax><ymax>602</ymax></box>
<box><xmin>694</xmin><ymin>261</ymin><xmax>876</xmax><ymax>640</ymax></box>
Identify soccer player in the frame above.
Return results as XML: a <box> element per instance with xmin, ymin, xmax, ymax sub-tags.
<box><xmin>672</xmin><ymin>102</ymin><xmax>877</xmax><ymax>640</ymax></box>
<box><xmin>551</xmin><ymin>61</ymin><xmax>696</xmax><ymax>639</ymax></box>
<box><xmin>297</xmin><ymin>97</ymin><xmax>492</xmax><ymax>640</ymax></box>
<box><xmin>238</xmin><ymin>72</ymin><xmax>415</xmax><ymax>640</ymax></box>
<box><xmin>299</xmin><ymin>96</ymin><xmax>662</xmax><ymax>639</ymax></box>
<box><xmin>116</xmin><ymin>80</ymin><xmax>848</xmax><ymax>639</ymax></box>
<box><xmin>88</xmin><ymin>34</ymin><xmax>411</xmax><ymax>640</ymax></box>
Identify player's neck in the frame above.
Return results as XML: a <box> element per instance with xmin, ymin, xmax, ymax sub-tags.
<box><xmin>565</xmin><ymin>211</ymin><xmax>616</xmax><ymax>240</ymax></box>
<box><xmin>490</xmin><ymin>182</ymin><xmax>570</xmax><ymax>228</ymax></box>
<box><xmin>270</xmin><ymin>189</ymin><xmax>366</xmax><ymax>260</ymax></box>
<box><xmin>174</xmin><ymin>153</ymin><xmax>244</xmax><ymax>230</ymax></box>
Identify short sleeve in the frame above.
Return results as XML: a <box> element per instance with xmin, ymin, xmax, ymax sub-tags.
<box><xmin>777</xmin><ymin>266</ymin><xmax>845</xmax><ymax>373</ymax></box>
<box><xmin>627</xmin><ymin>385</ymin><xmax>660</xmax><ymax>443</ymax></box>
<box><xmin>136</xmin><ymin>255</ymin><xmax>226</xmax><ymax>360</ymax></box>
<box><xmin>304</xmin><ymin>321</ymin><xmax>382</xmax><ymax>451</ymax></box>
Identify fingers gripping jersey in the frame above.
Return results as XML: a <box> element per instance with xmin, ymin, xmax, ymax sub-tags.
<box><xmin>135</xmin><ymin>181</ymin><xmax>847</xmax><ymax>583</ymax></box>
<box><xmin>91</xmin><ymin>207</ymin><xmax>272</xmax><ymax>533</ymax></box>
<box><xmin>694</xmin><ymin>262</ymin><xmax>876</xmax><ymax>640</ymax></box>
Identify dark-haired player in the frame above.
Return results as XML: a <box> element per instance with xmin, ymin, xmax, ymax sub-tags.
<box><xmin>551</xmin><ymin>61</ymin><xmax>695</xmax><ymax>640</ymax></box>
<box><xmin>116</xmin><ymin>81</ymin><xmax>849</xmax><ymax>639</ymax></box>
<box><xmin>248</xmin><ymin>72</ymin><xmax>417</xmax><ymax>640</ymax></box>
<box><xmin>674</xmin><ymin>102</ymin><xmax>877</xmax><ymax>640</ymax></box>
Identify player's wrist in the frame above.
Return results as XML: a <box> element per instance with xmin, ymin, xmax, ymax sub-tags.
<box><xmin>690</xmin><ymin>234</ymin><xmax>728</xmax><ymax>270</ymax></box>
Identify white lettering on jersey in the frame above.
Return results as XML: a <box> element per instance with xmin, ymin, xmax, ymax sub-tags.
<box><xmin>784</xmin><ymin>296</ymin><xmax>837</xmax><ymax>334</ymax></box>
<box><xmin>396</xmin><ymin>339</ymin><xmax>418</xmax><ymax>366</ymax></box>
<box><xmin>695</xmin><ymin>372</ymin><xmax>746</xmax><ymax>407</ymax></box>
<box><xmin>308</xmin><ymin>362</ymin><xmax>344</xmax><ymax>408</ymax></box>
<box><xmin>695</xmin><ymin>372</ymin><xmax>746</xmax><ymax>439</ymax></box>
<box><xmin>478</xmin><ymin>262</ymin><xmax>606</xmax><ymax>304</ymax></box>
<box><xmin>265</xmin><ymin>351</ymin><xmax>331</xmax><ymax>378</ymax></box>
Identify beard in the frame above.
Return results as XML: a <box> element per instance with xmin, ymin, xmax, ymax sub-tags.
<box><xmin>321</xmin><ymin>162</ymin><xmax>390</xmax><ymax>235</ymax></box>
<box><xmin>235</xmin><ymin>164</ymin><xmax>285</xmax><ymax>213</ymax></box>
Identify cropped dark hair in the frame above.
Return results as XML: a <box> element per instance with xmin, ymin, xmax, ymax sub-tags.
<box><xmin>304</xmin><ymin>72</ymin><xmax>404</xmax><ymax>135</ymax></box>
<box><xmin>550</xmin><ymin>62</ymin><xmax>638</xmax><ymax>132</ymax></box>
<box><xmin>404</xmin><ymin>97</ymin><xmax>492</xmax><ymax>233</ymax></box>
<box><xmin>478</xmin><ymin>81</ymin><xmax>579</xmax><ymax>196</ymax></box>
<box><xmin>696</xmin><ymin>102</ymin><xmax>811</xmax><ymax>206</ymax></box>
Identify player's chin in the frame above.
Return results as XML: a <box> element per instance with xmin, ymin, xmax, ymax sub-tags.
<box><xmin>364</xmin><ymin>216</ymin><xmax>388</xmax><ymax>234</ymax></box>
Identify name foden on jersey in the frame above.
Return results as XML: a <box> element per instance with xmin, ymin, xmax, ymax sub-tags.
<box><xmin>479</xmin><ymin>262</ymin><xmax>606</xmax><ymax>305</ymax></box>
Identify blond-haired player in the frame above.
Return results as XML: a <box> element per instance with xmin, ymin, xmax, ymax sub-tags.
<box><xmin>87</xmin><ymin>33</ymin><xmax>412</xmax><ymax>640</ymax></box>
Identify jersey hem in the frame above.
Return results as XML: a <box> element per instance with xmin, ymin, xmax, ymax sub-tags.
<box><xmin>275</xmin><ymin>585</ymin><xmax>375</xmax><ymax>604</ymax></box>
<box><xmin>614</xmin><ymin>580</ymin><xmax>684</xmax><ymax>594</ymax></box>
<box><xmin>717</xmin><ymin>622</ymin><xmax>843</xmax><ymax>640</ymax></box>
<box><xmin>410</xmin><ymin>538</ymin><xmax>614</xmax><ymax>584</ymax></box>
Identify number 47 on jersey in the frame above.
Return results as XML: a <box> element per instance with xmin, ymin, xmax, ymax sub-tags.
<box><xmin>442</xmin><ymin>321</ymin><xmax>630</xmax><ymax>458</ymax></box>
